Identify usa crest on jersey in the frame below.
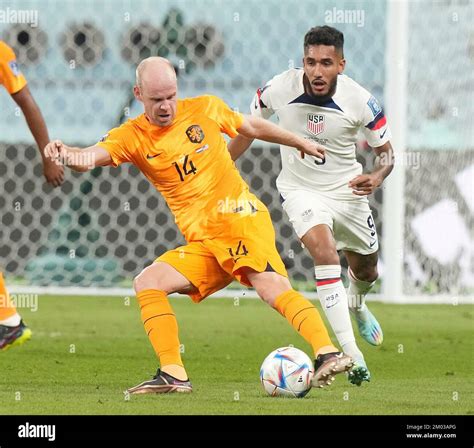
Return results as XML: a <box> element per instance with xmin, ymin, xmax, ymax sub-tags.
<box><xmin>307</xmin><ymin>114</ymin><xmax>325</xmax><ymax>136</ymax></box>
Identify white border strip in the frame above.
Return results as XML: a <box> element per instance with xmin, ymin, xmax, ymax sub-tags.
<box><xmin>383</xmin><ymin>0</ymin><xmax>409</xmax><ymax>302</ymax></box>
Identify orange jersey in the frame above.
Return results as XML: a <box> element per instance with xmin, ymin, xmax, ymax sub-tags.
<box><xmin>0</xmin><ymin>41</ymin><xmax>27</xmax><ymax>94</ymax></box>
<box><xmin>98</xmin><ymin>95</ymin><xmax>261</xmax><ymax>241</ymax></box>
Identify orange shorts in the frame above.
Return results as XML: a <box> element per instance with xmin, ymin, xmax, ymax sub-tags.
<box><xmin>155</xmin><ymin>207</ymin><xmax>287</xmax><ymax>302</ymax></box>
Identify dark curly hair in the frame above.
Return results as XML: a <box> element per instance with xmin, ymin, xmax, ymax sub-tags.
<box><xmin>304</xmin><ymin>26</ymin><xmax>344</xmax><ymax>57</ymax></box>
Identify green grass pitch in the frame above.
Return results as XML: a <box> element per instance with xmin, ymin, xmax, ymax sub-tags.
<box><xmin>0</xmin><ymin>295</ymin><xmax>472</xmax><ymax>415</ymax></box>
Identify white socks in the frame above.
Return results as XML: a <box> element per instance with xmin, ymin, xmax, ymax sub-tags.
<box><xmin>315</xmin><ymin>265</ymin><xmax>363</xmax><ymax>362</ymax></box>
<box><xmin>347</xmin><ymin>268</ymin><xmax>376</xmax><ymax>316</ymax></box>
<box><xmin>0</xmin><ymin>312</ymin><xmax>21</xmax><ymax>327</ymax></box>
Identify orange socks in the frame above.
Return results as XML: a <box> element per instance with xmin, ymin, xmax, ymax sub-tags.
<box><xmin>274</xmin><ymin>289</ymin><xmax>337</xmax><ymax>357</ymax></box>
<box><xmin>136</xmin><ymin>289</ymin><xmax>187</xmax><ymax>380</ymax></box>
<box><xmin>0</xmin><ymin>272</ymin><xmax>18</xmax><ymax>322</ymax></box>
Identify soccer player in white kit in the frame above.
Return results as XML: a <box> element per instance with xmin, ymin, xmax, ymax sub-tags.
<box><xmin>228</xmin><ymin>26</ymin><xmax>394</xmax><ymax>386</ymax></box>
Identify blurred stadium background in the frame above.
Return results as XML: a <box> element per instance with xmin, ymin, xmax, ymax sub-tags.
<box><xmin>0</xmin><ymin>0</ymin><xmax>472</xmax><ymax>302</ymax></box>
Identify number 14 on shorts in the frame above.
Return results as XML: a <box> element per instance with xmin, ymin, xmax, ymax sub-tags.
<box><xmin>228</xmin><ymin>240</ymin><xmax>249</xmax><ymax>261</ymax></box>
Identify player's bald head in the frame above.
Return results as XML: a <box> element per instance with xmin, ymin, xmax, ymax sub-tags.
<box><xmin>134</xmin><ymin>57</ymin><xmax>178</xmax><ymax>127</ymax></box>
<box><xmin>135</xmin><ymin>57</ymin><xmax>177</xmax><ymax>90</ymax></box>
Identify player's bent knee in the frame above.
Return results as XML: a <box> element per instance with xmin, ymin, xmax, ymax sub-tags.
<box><xmin>255</xmin><ymin>286</ymin><xmax>275</xmax><ymax>306</ymax></box>
<box><xmin>252</xmin><ymin>274</ymin><xmax>292</xmax><ymax>307</ymax></box>
<box><xmin>366</xmin><ymin>267</ymin><xmax>378</xmax><ymax>283</ymax></box>
<box><xmin>133</xmin><ymin>270</ymin><xmax>151</xmax><ymax>293</ymax></box>
<box><xmin>133</xmin><ymin>265</ymin><xmax>165</xmax><ymax>293</ymax></box>
<box><xmin>354</xmin><ymin>265</ymin><xmax>378</xmax><ymax>283</ymax></box>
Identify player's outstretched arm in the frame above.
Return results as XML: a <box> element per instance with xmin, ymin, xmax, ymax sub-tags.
<box><xmin>43</xmin><ymin>140</ymin><xmax>112</xmax><ymax>173</ymax></box>
<box><xmin>237</xmin><ymin>115</ymin><xmax>325</xmax><ymax>160</ymax></box>
<box><xmin>227</xmin><ymin>135</ymin><xmax>254</xmax><ymax>161</ymax></box>
<box><xmin>11</xmin><ymin>85</ymin><xmax>65</xmax><ymax>187</ymax></box>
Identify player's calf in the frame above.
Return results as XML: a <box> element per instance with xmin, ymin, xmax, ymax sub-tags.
<box><xmin>133</xmin><ymin>263</ymin><xmax>193</xmax><ymax>387</ymax></box>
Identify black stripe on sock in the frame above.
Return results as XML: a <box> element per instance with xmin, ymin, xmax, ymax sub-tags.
<box><xmin>297</xmin><ymin>316</ymin><xmax>308</xmax><ymax>332</ymax></box>
<box><xmin>143</xmin><ymin>313</ymin><xmax>175</xmax><ymax>326</ymax></box>
<box><xmin>291</xmin><ymin>307</ymin><xmax>314</xmax><ymax>326</ymax></box>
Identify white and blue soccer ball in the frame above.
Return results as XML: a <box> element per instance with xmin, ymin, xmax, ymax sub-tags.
<box><xmin>260</xmin><ymin>347</ymin><xmax>314</xmax><ymax>398</ymax></box>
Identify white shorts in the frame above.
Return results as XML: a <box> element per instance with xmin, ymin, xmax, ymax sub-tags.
<box><xmin>280</xmin><ymin>190</ymin><xmax>379</xmax><ymax>255</ymax></box>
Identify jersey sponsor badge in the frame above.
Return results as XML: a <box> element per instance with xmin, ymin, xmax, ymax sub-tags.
<box><xmin>367</xmin><ymin>96</ymin><xmax>382</xmax><ymax>117</ymax></box>
<box><xmin>307</xmin><ymin>114</ymin><xmax>325</xmax><ymax>136</ymax></box>
<box><xmin>8</xmin><ymin>60</ymin><xmax>20</xmax><ymax>77</ymax></box>
<box><xmin>186</xmin><ymin>125</ymin><xmax>205</xmax><ymax>143</ymax></box>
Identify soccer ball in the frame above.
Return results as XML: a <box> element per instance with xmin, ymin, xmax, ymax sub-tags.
<box><xmin>259</xmin><ymin>347</ymin><xmax>314</xmax><ymax>398</ymax></box>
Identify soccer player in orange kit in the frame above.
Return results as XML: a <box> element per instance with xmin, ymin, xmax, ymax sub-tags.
<box><xmin>44</xmin><ymin>57</ymin><xmax>353</xmax><ymax>393</ymax></box>
<box><xmin>0</xmin><ymin>41</ymin><xmax>64</xmax><ymax>350</ymax></box>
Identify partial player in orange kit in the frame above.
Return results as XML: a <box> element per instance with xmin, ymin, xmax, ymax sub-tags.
<box><xmin>0</xmin><ymin>41</ymin><xmax>64</xmax><ymax>350</ymax></box>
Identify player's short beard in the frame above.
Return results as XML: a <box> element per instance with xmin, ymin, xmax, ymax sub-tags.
<box><xmin>313</xmin><ymin>75</ymin><xmax>338</xmax><ymax>98</ymax></box>
<box><xmin>326</xmin><ymin>76</ymin><xmax>338</xmax><ymax>97</ymax></box>
<box><xmin>305</xmin><ymin>72</ymin><xmax>339</xmax><ymax>99</ymax></box>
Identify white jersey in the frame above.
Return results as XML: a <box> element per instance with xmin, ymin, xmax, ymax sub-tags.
<box><xmin>250</xmin><ymin>69</ymin><xmax>391</xmax><ymax>201</ymax></box>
